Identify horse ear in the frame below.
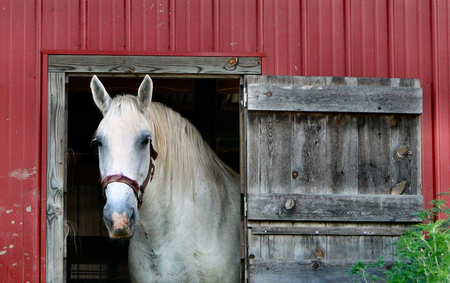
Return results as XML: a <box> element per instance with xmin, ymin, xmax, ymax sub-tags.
<box><xmin>90</xmin><ymin>75</ymin><xmax>112</xmax><ymax>116</ymax></box>
<box><xmin>137</xmin><ymin>75</ymin><xmax>153</xmax><ymax>112</ymax></box>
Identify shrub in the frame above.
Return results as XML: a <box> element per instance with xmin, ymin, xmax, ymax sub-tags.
<box><xmin>349</xmin><ymin>192</ymin><xmax>450</xmax><ymax>283</ymax></box>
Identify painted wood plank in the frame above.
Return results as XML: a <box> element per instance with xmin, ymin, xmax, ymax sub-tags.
<box><xmin>247</xmin><ymin>193</ymin><xmax>422</xmax><ymax>222</ymax></box>
<box><xmin>48</xmin><ymin>55</ymin><xmax>262</xmax><ymax>74</ymax></box>
<box><xmin>46</xmin><ymin>72</ymin><xmax>67</xmax><ymax>282</ymax></box>
<box><xmin>252</xmin><ymin>226</ymin><xmax>406</xmax><ymax>236</ymax></box>
<box><xmin>247</xmin><ymin>84</ymin><xmax>422</xmax><ymax>114</ymax></box>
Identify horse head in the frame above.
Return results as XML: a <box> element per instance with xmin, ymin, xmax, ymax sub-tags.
<box><xmin>90</xmin><ymin>75</ymin><xmax>157</xmax><ymax>239</ymax></box>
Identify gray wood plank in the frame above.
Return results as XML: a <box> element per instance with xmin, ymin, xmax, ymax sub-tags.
<box><xmin>329</xmin><ymin>114</ymin><xmax>359</xmax><ymax>194</ymax></box>
<box><xmin>252</xmin><ymin>226</ymin><xmax>406</xmax><ymax>236</ymax></box>
<box><xmin>358</xmin><ymin>223</ymin><xmax>386</xmax><ymax>261</ymax></box>
<box><xmin>390</xmin><ymin>115</ymin><xmax>422</xmax><ymax>195</ymax></box>
<box><xmin>292</xmin><ymin>114</ymin><xmax>331</xmax><ymax>194</ymax></box>
<box><xmin>246</xmin><ymin>112</ymin><xmax>260</xmax><ymax>194</ymax></box>
<box><xmin>358</xmin><ymin>115</ymin><xmax>391</xmax><ymax>194</ymax></box>
<box><xmin>247</xmin><ymin>84</ymin><xmax>422</xmax><ymax>113</ymax></box>
<box><xmin>259</xmin><ymin>112</ymin><xmax>292</xmax><ymax>193</ymax></box>
<box><xmin>273</xmin><ymin>223</ymin><xmax>295</xmax><ymax>260</ymax></box>
<box><xmin>249</xmin><ymin>259</ymin><xmax>386</xmax><ymax>283</ymax></box>
<box><xmin>46</xmin><ymin>72</ymin><xmax>67</xmax><ymax>282</ymax></box>
<box><xmin>327</xmin><ymin>223</ymin><xmax>359</xmax><ymax>261</ymax></box>
<box><xmin>48</xmin><ymin>55</ymin><xmax>262</xmax><ymax>74</ymax></box>
<box><xmin>247</xmin><ymin>193</ymin><xmax>423</xmax><ymax>222</ymax></box>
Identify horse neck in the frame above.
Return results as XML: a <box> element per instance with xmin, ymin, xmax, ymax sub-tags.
<box><xmin>139</xmin><ymin>104</ymin><xmax>234</xmax><ymax>234</ymax></box>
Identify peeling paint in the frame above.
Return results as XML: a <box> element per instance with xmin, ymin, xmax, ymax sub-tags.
<box><xmin>12</xmin><ymin>263</ymin><xmax>17</xmax><ymax>266</ymax></box>
<box><xmin>6</xmin><ymin>209</ymin><xmax>13</xmax><ymax>214</ymax></box>
<box><xmin>0</xmin><ymin>251</ymin><xmax>6</xmax><ymax>255</ymax></box>
<box><xmin>12</xmin><ymin>233</ymin><xmax>18</xmax><ymax>236</ymax></box>
<box><xmin>26</xmin><ymin>206</ymin><xmax>31</xmax><ymax>212</ymax></box>
<box><xmin>9</xmin><ymin>245</ymin><xmax>14</xmax><ymax>249</ymax></box>
<box><xmin>9</xmin><ymin>167</ymin><xmax>36</xmax><ymax>180</ymax></box>
<box><xmin>11</xmin><ymin>221</ymin><xmax>15</xmax><ymax>224</ymax></box>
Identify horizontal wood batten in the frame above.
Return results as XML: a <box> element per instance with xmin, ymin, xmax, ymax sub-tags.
<box><xmin>247</xmin><ymin>84</ymin><xmax>422</xmax><ymax>113</ymax></box>
<box><xmin>251</xmin><ymin>226</ymin><xmax>406</xmax><ymax>236</ymax></box>
<box><xmin>249</xmin><ymin>259</ymin><xmax>389</xmax><ymax>282</ymax></box>
<box><xmin>247</xmin><ymin>193</ymin><xmax>422</xmax><ymax>222</ymax></box>
<box><xmin>48</xmin><ymin>55</ymin><xmax>262</xmax><ymax>74</ymax></box>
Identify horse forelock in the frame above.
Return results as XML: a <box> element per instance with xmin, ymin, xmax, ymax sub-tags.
<box><xmin>97</xmin><ymin>95</ymin><xmax>147</xmax><ymax>130</ymax></box>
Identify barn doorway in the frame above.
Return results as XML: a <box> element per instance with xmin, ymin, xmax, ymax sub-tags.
<box><xmin>65</xmin><ymin>75</ymin><xmax>241</xmax><ymax>282</ymax></box>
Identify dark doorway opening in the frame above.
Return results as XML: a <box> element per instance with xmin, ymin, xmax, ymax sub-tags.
<box><xmin>66</xmin><ymin>76</ymin><xmax>240</xmax><ymax>282</ymax></box>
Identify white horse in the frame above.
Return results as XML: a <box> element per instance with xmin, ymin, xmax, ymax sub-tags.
<box><xmin>90</xmin><ymin>75</ymin><xmax>241</xmax><ymax>282</ymax></box>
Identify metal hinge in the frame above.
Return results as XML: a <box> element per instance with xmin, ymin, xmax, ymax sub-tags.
<box><xmin>245</xmin><ymin>265</ymin><xmax>249</xmax><ymax>282</ymax></box>
<box><xmin>241</xmin><ymin>85</ymin><xmax>248</xmax><ymax>108</ymax></box>
<box><xmin>244</xmin><ymin>196</ymin><xmax>248</xmax><ymax>217</ymax></box>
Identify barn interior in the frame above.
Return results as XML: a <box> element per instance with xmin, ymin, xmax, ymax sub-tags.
<box><xmin>66</xmin><ymin>75</ymin><xmax>241</xmax><ymax>282</ymax></box>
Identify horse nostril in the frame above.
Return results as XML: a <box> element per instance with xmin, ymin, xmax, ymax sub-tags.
<box><xmin>128</xmin><ymin>207</ymin><xmax>137</xmax><ymax>226</ymax></box>
<box><xmin>103</xmin><ymin>213</ymin><xmax>113</xmax><ymax>228</ymax></box>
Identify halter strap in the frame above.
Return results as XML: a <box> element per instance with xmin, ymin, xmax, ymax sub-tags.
<box><xmin>101</xmin><ymin>145</ymin><xmax>158</xmax><ymax>210</ymax></box>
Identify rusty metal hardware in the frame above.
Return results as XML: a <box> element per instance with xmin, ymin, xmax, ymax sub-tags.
<box><xmin>285</xmin><ymin>198</ymin><xmax>295</xmax><ymax>210</ymax></box>
<box><xmin>227</xmin><ymin>57</ymin><xmax>238</xmax><ymax>67</ymax></box>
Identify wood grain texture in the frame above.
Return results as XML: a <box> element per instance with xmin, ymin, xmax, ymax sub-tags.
<box><xmin>251</xmin><ymin>226</ymin><xmax>406</xmax><ymax>236</ymax></box>
<box><xmin>247</xmin><ymin>193</ymin><xmax>422</xmax><ymax>222</ymax></box>
<box><xmin>390</xmin><ymin>115</ymin><xmax>422</xmax><ymax>195</ymax></box>
<box><xmin>249</xmin><ymin>259</ymin><xmax>386</xmax><ymax>283</ymax></box>
<box><xmin>292</xmin><ymin>114</ymin><xmax>331</xmax><ymax>194</ymax></box>
<box><xmin>46</xmin><ymin>72</ymin><xmax>67</xmax><ymax>282</ymax></box>
<box><xmin>329</xmin><ymin>114</ymin><xmax>358</xmax><ymax>194</ymax></box>
<box><xmin>357</xmin><ymin>115</ymin><xmax>391</xmax><ymax>194</ymax></box>
<box><xmin>259</xmin><ymin>112</ymin><xmax>292</xmax><ymax>193</ymax></box>
<box><xmin>246</xmin><ymin>75</ymin><xmax>422</xmax><ymax>114</ymax></box>
<box><xmin>48</xmin><ymin>55</ymin><xmax>262</xmax><ymax>74</ymax></box>
<box><xmin>243</xmin><ymin>75</ymin><xmax>423</xmax><ymax>282</ymax></box>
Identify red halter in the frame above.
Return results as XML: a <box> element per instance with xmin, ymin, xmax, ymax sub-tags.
<box><xmin>101</xmin><ymin>145</ymin><xmax>158</xmax><ymax>210</ymax></box>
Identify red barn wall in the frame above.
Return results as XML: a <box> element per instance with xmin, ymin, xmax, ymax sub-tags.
<box><xmin>0</xmin><ymin>0</ymin><xmax>447</xmax><ymax>282</ymax></box>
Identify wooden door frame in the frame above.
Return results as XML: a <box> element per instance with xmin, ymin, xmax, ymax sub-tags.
<box><xmin>41</xmin><ymin>51</ymin><xmax>263</xmax><ymax>282</ymax></box>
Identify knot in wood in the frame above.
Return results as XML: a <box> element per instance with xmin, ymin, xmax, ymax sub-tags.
<box><xmin>292</xmin><ymin>171</ymin><xmax>299</xmax><ymax>179</ymax></box>
<box><xmin>396</xmin><ymin>145</ymin><xmax>411</xmax><ymax>160</ymax></box>
<box><xmin>285</xmin><ymin>198</ymin><xmax>295</xmax><ymax>210</ymax></box>
<box><xmin>227</xmin><ymin>57</ymin><xmax>238</xmax><ymax>67</ymax></box>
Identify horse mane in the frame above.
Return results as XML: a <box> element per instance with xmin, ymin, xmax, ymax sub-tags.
<box><xmin>146</xmin><ymin>100</ymin><xmax>239</xmax><ymax>190</ymax></box>
<box><xmin>101</xmin><ymin>94</ymin><xmax>238</xmax><ymax>207</ymax></box>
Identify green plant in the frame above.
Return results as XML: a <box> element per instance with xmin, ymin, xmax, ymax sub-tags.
<box><xmin>349</xmin><ymin>192</ymin><xmax>450</xmax><ymax>283</ymax></box>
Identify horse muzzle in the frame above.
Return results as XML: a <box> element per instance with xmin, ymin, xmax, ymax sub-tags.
<box><xmin>103</xmin><ymin>183</ymin><xmax>139</xmax><ymax>239</ymax></box>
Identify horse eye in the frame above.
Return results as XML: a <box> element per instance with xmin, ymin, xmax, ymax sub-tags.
<box><xmin>92</xmin><ymin>137</ymin><xmax>103</xmax><ymax>147</ymax></box>
<box><xmin>141</xmin><ymin>136</ymin><xmax>151</xmax><ymax>146</ymax></box>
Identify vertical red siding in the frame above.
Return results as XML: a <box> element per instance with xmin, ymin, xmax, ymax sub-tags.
<box><xmin>0</xmin><ymin>1</ymin><xmax>41</xmax><ymax>282</ymax></box>
<box><xmin>0</xmin><ymin>0</ymin><xmax>448</xmax><ymax>281</ymax></box>
<box><xmin>432</xmin><ymin>0</ymin><xmax>450</xmax><ymax>205</ymax></box>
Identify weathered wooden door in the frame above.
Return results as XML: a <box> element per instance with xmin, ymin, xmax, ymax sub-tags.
<box><xmin>241</xmin><ymin>76</ymin><xmax>423</xmax><ymax>282</ymax></box>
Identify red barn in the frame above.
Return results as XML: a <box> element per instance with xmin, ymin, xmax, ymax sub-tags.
<box><xmin>0</xmin><ymin>1</ymin><xmax>448</xmax><ymax>282</ymax></box>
